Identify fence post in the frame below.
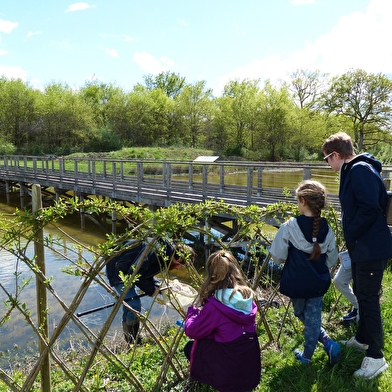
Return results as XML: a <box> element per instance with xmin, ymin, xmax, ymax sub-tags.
<box><xmin>32</xmin><ymin>184</ymin><xmax>51</xmax><ymax>391</ymax></box>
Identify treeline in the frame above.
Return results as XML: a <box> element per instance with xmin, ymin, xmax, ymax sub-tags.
<box><xmin>0</xmin><ymin>68</ymin><xmax>392</xmax><ymax>162</ymax></box>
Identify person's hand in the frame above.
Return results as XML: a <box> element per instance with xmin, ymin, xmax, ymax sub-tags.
<box><xmin>151</xmin><ymin>287</ymin><xmax>160</xmax><ymax>297</ymax></box>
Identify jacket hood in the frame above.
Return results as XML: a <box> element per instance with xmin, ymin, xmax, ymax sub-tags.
<box><xmin>272</xmin><ymin>217</ymin><xmax>338</xmax><ymax>268</ymax></box>
<box><xmin>208</xmin><ymin>296</ymin><xmax>257</xmax><ymax>325</ymax></box>
<box><xmin>284</xmin><ymin>217</ymin><xmax>332</xmax><ymax>255</ymax></box>
<box><xmin>214</xmin><ymin>289</ymin><xmax>253</xmax><ymax>314</ymax></box>
<box><xmin>344</xmin><ymin>153</ymin><xmax>382</xmax><ymax>174</ymax></box>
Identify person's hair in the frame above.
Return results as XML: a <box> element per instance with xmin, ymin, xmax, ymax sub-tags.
<box><xmin>322</xmin><ymin>132</ymin><xmax>355</xmax><ymax>159</ymax></box>
<box><xmin>169</xmin><ymin>244</ymin><xmax>195</xmax><ymax>270</ymax></box>
<box><xmin>296</xmin><ymin>180</ymin><xmax>327</xmax><ymax>260</ymax></box>
<box><xmin>197</xmin><ymin>250</ymin><xmax>253</xmax><ymax>305</ymax></box>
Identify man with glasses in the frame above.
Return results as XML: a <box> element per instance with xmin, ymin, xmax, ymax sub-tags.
<box><xmin>322</xmin><ymin>132</ymin><xmax>392</xmax><ymax>379</ymax></box>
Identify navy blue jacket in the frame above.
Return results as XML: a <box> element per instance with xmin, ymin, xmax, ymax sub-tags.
<box><xmin>105</xmin><ymin>240</ymin><xmax>175</xmax><ymax>295</ymax></box>
<box><xmin>339</xmin><ymin>153</ymin><xmax>392</xmax><ymax>262</ymax></box>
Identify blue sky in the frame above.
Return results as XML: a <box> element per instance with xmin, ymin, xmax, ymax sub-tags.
<box><xmin>1</xmin><ymin>0</ymin><xmax>391</xmax><ymax>96</ymax></box>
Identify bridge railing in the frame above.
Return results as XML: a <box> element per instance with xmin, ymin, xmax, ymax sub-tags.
<box><xmin>0</xmin><ymin>155</ymin><xmax>391</xmax><ymax>208</ymax></box>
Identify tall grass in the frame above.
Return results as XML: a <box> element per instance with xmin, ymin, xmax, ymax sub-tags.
<box><xmin>5</xmin><ymin>268</ymin><xmax>390</xmax><ymax>392</ymax></box>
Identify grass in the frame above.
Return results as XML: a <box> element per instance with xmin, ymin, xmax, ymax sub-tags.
<box><xmin>3</xmin><ymin>265</ymin><xmax>391</xmax><ymax>392</ymax></box>
<box><xmin>16</xmin><ymin>146</ymin><xmax>218</xmax><ymax>177</ymax></box>
<box><xmin>255</xmin><ymin>265</ymin><xmax>392</xmax><ymax>392</ymax></box>
<box><xmin>71</xmin><ymin>146</ymin><xmax>216</xmax><ymax>161</ymax></box>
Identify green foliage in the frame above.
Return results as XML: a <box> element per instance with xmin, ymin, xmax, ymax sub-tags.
<box><xmin>107</xmin><ymin>146</ymin><xmax>215</xmax><ymax>161</ymax></box>
<box><xmin>370</xmin><ymin>141</ymin><xmax>392</xmax><ymax>165</ymax></box>
<box><xmin>0</xmin><ymin>138</ymin><xmax>16</xmax><ymax>155</ymax></box>
<box><xmin>85</xmin><ymin>126</ymin><xmax>122</xmax><ymax>152</ymax></box>
<box><xmin>142</xmin><ymin>71</ymin><xmax>186</xmax><ymax>99</ymax></box>
<box><xmin>0</xmin><ymin>197</ymin><xmax>391</xmax><ymax>391</ymax></box>
<box><xmin>1</xmin><ymin>70</ymin><xmax>392</xmax><ymax>162</ymax></box>
<box><xmin>323</xmin><ymin>69</ymin><xmax>392</xmax><ymax>152</ymax></box>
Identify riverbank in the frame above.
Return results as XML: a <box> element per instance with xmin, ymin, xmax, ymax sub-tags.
<box><xmin>6</xmin><ymin>266</ymin><xmax>391</xmax><ymax>392</ymax></box>
<box><xmin>0</xmin><ymin>166</ymin><xmax>391</xmax><ymax>391</ymax></box>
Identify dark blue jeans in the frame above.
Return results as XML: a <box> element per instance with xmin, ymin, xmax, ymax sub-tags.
<box><xmin>351</xmin><ymin>259</ymin><xmax>387</xmax><ymax>359</ymax></box>
<box><xmin>113</xmin><ymin>283</ymin><xmax>141</xmax><ymax>325</ymax></box>
<box><xmin>291</xmin><ymin>297</ymin><xmax>329</xmax><ymax>360</ymax></box>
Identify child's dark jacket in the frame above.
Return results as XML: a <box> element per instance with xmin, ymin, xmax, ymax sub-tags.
<box><xmin>184</xmin><ymin>294</ymin><xmax>261</xmax><ymax>392</ymax></box>
<box><xmin>270</xmin><ymin>215</ymin><xmax>338</xmax><ymax>298</ymax></box>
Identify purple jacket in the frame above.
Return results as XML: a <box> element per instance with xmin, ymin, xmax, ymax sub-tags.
<box><xmin>184</xmin><ymin>296</ymin><xmax>261</xmax><ymax>392</ymax></box>
<box><xmin>184</xmin><ymin>296</ymin><xmax>257</xmax><ymax>343</ymax></box>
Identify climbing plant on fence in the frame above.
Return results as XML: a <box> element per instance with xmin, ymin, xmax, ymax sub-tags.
<box><xmin>0</xmin><ymin>196</ymin><xmax>343</xmax><ymax>391</ymax></box>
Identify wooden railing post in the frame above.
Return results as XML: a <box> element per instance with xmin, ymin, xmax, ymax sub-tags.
<box><xmin>112</xmin><ymin>162</ymin><xmax>117</xmax><ymax>194</ymax></box>
<box><xmin>92</xmin><ymin>160</ymin><xmax>96</xmax><ymax>188</ymax></box>
<box><xmin>163</xmin><ymin>162</ymin><xmax>172</xmax><ymax>206</ymax></box>
<box><xmin>137</xmin><ymin>161</ymin><xmax>143</xmax><ymax>202</ymax></box>
<box><xmin>74</xmin><ymin>160</ymin><xmax>78</xmax><ymax>189</ymax></box>
<box><xmin>32</xmin><ymin>184</ymin><xmax>51</xmax><ymax>391</ymax></box>
<box><xmin>219</xmin><ymin>164</ymin><xmax>224</xmax><ymax>193</ymax></box>
<box><xmin>202</xmin><ymin>165</ymin><xmax>208</xmax><ymax>197</ymax></box>
<box><xmin>257</xmin><ymin>166</ymin><xmax>263</xmax><ymax>196</ymax></box>
<box><xmin>303</xmin><ymin>166</ymin><xmax>311</xmax><ymax>180</ymax></box>
<box><xmin>188</xmin><ymin>162</ymin><xmax>194</xmax><ymax>190</ymax></box>
<box><xmin>247</xmin><ymin>167</ymin><xmax>253</xmax><ymax>202</ymax></box>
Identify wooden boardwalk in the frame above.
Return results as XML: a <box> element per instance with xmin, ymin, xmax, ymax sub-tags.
<box><xmin>0</xmin><ymin>155</ymin><xmax>391</xmax><ymax>209</ymax></box>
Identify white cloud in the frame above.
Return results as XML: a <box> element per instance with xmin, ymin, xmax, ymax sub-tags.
<box><xmin>303</xmin><ymin>0</ymin><xmax>392</xmax><ymax>76</ymax></box>
<box><xmin>125</xmin><ymin>35</ymin><xmax>140</xmax><ymax>42</ymax></box>
<box><xmin>66</xmin><ymin>3</ymin><xmax>97</xmax><ymax>13</ymax></box>
<box><xmin>0</xmin><ymin>19</ymin><xmax>18</xmax><ymax>34</ymax></box>
<box><xmin>0</xmin><ymin>49</ymin><xmax>8</xmax><ymax>55</ymax></box>
<box><xmin>58</xmin><ymin>40</ymin><xmax>72</xmax><ymax>50</ymax></box>
<box><xmin>0</xmin><ymin>65</ymin><xmax>27</xmax><ymax>80</ymax></box>
<box><xmin>106</xmin><ymin>48</ymin><xmax>119</xmax><ymax>58</ymax></box>
<box><xmin>218</xmin><ymin>0</ymin><xmax>392</xmax><ymax>92</ymax></box>
<box><xmin>27</xmin><ymin>31</ymin><xmax>42</xmax><ymax>38</ymax></box>
<box><xmin>133</xmin><ymin>52</ymin><xmax>174</xmax><ymax>74</ymax></box>
<box><xmin>177</xmin><ymin>18</ymin><xmax>188</xmax><ymax>27</ymax></box>
<box><xmin>160</xmin><ymin>56</ymin><xmax>174</xmax><ymax>68</ymax></box>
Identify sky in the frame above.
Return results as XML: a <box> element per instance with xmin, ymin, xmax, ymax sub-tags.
<box><xmin>1</xmin><ymin>0</ymin><xmax>391</xmax><ymax>96</ymax></box>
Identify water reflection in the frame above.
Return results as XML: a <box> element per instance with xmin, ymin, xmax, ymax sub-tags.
<box><xmin>0</xmin><ymin>168</ymin><xmax>340</xmax><ymax>366</ymax></box>
<box><xmin>184</xmin><ymin>167</ymin><xmax>340</xmax><ymax>194</ymax></box>
<box><xmin>0</xmin><ymin>193</ymin><xmax>183</xmax><ymax>366</ymax></box>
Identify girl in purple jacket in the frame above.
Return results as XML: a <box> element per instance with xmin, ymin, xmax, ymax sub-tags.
<box><xmin>184</xmin><ymin>250</ymin><xmax>261</xmax><ymax>392</ymax></box>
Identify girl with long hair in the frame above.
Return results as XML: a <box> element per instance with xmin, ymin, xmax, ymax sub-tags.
<box><xmin>184</xmin><ymin>250</ymin><xmax>261</xmax><ymax>392</ymax></box>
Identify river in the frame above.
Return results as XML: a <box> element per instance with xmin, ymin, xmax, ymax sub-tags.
<box><xmin>0</xmin><ymin>167</ymin><xmax>341</xmax><ymax>367</ymax></box>
<box><xmin>0</xmin><ymin>192</ymin><xmax>185</xmax><ymax>367</ymax></box>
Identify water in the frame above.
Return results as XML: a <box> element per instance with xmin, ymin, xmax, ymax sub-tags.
<box><xmin>182</xmin><ymin>167</ymin><xmax>340</xmax><ymax>194</ymax></box>
<box><xmin>0</xmin><ymin>168</ymin><xmax>340</xmax><ymax>366</ymax></box>
<box><xmin>0</xmin><ymin>193</ymin><xmax>183</xmax><ymax>367</ymax></box>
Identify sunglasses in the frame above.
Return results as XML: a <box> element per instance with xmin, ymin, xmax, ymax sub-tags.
<box><xmin>323</xmin><ymin>151</ymin><xmax>334</xmax><ymax>162</ymax></box>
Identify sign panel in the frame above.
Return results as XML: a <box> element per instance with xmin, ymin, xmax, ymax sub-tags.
<box><xmin>193</xmin><ymin>156</ymin><xmax>219</xmax><ymax>162</ymax></box>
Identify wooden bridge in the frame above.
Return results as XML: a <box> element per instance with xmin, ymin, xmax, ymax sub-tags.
<box><xmin>0</xmin><ymin>155</ymin><xmax>391</xmax><ymax>209</ymax></box>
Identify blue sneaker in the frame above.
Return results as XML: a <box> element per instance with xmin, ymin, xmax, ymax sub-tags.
<box><xmin>294</xmin><ymin>349</ymin><xmax>311</xmax><ymax>365</ymax></box>
<box><xmin>342</xmin><ymin>308</ymin><xmax>359</xmax><ymax>326</ymax></box>
<box><xmin>324</xmin><ymin>340</ymin><xmax>341</xmax><ymax>366</ymax></box>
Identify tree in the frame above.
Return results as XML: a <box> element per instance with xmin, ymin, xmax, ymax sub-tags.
<box><xmin>0</xmin><ymin>78</ymin><xmax>40</xmax><ymax>149</ymax></box>
<box><xmin>141</xmin><ymin>71</ymin><xmax>186</xmax><ymax>99</ymax></box>
<box><xmin>35</xmin><ymin>82</ymin><xmax>97</xmax><ymax>154</ymax></box>
<box><xmin>106</xmin><ymin>86</ymin><xmax>173</xmax><ymax>147</ymax></box>
<box><xmin>256</xmin><ymin>82</ymin><xmax>293</xmax><ymax>161</ymax></box>
<box><xmin>322</xmin><ymin>69</ymin><xmax>392</xmax><ymax>151</ymax></box>
<box><xmin>175</xmin><ymin>81</ymin><xmax>214</xmax><ymax>148</ymax></box>
<box><xmin>219</xmin><ymin>79</ymin><xmax>260</xmax><ymax>154</ymax></box>
<box><xmin>80</xmin><ymin>81</ymin><xmax>123</xmax><ymax>128</ymax></box>
<box><xmin>288</xmin><ymin>69</ymin><xmax>328</xmax><ymax>110</ymax></box>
